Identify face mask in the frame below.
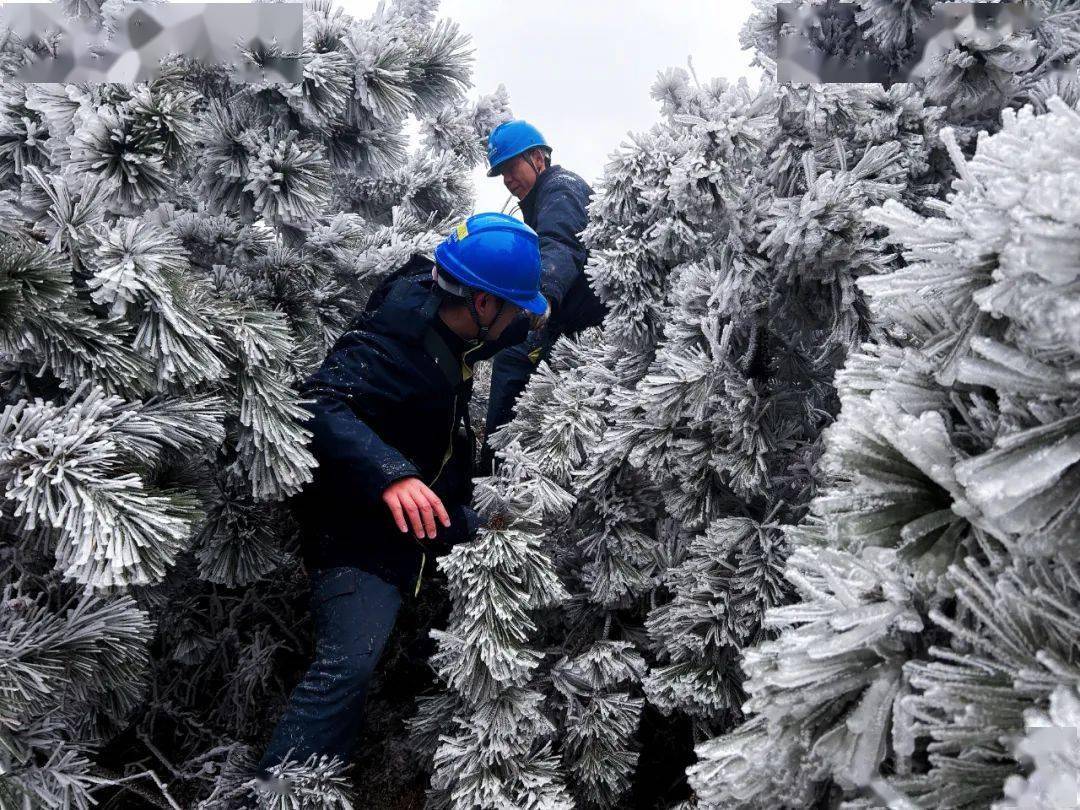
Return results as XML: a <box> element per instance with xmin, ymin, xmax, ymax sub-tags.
<box><xmin>487</xmin><ymin>310</ymin><xmax>530</xmax><ymax>350</ymax></box>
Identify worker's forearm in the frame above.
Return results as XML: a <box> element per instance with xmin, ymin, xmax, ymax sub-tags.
<box><xmin>304</xmin><ymin>392</ymin><xmax>419</xmax><ymax>501</ymax></box>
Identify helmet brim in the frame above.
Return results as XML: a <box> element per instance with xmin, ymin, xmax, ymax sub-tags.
<box><xmin>486</xmin><ymin>145</ymin><xmax>552</xmax><ymax>177</ymax></box>
<box><xmin>516</xmin><ymin>290</ymin><xmax>548</xmax><ymax>316</ymax></box>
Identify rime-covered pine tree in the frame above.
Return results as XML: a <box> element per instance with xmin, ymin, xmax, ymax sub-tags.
<box><xmin>0</xmin><ymin>0</ymin><xmax>507</xmax><ymax>807</ymax></box>
<box><xmin>695</xmin><ymin>92</ymin><xmax>1080</xmax><ymax>810</ymax></box>
<box><xmin>407</xmin><ymin>442</ymin><xmax>576</xmax><ymax>808</ymax></box>
<box><xmin>689</xmin><ymin>3</ymin><xmax>1080</xmax><ymax>808</ymax></box>
<box><xmin>417</xmin><ymin>1</ymin><xmax>1080</xmax><ymax>808</ymax></box>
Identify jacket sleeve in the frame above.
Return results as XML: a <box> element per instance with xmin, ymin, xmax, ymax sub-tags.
<box><xmin>535</xmin><ymin>183</ymin><xmax>590</xmax><ymax>315</ymax></box>
<box><xmin>299</xmin><ymin>335</ymin><xmax>420</xmax><ymax>503</ymax></box>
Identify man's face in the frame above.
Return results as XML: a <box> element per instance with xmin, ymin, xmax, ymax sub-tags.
<box><xmin>474</xmin><ymin>292</ymin><xmax>524</xmax><ymax>341</ymax></box>
<box><xmin>498</xmin><ymin>151</ymin><xmax>545</xmax><ymax>200</ymax></box>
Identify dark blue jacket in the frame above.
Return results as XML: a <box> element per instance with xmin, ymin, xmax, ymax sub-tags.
<box><xmin>519</xmin><ymin>165</ymin><xmax>607</xmax><ymax>335</ymax></box>
<box><xmin>290</xmin><ymin>256</ymin><xmax>496</xmax><ymax>596</ymax></box>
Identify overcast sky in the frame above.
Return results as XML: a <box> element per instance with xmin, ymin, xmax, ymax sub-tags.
<box><xmin>344</xmin><ymin>0</ymin><xmax>761</xmax><ymax>214</ymax></box>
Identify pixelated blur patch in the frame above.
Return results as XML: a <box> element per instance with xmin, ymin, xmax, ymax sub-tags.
<box><xmin>777</xmin><ymin>1</ymin><xmax>1039</xmax><ymax>86</ymax></box>
<box><xmin>485</xmin><ymin>512</ymin><xmax>509</xmax><ymax>532</ymax></box>
<box><xmin>455</xmin><ymin>222</ymin><xmax>469</xmax><ymax>241</ymax></box>
<box><xmin>1</xmin><ymin>2</ymin><xmax>303</xmax><ymax>84</ymax></box>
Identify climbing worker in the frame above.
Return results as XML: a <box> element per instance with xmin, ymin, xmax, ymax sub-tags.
<box><xmin>480</xmin><ymin>119</ymin><xmax>607</xmax><ymax>476</ymax></box>
<box><xmin>256</xmin><ymin>212</ymin><xmax>547</xmax><ymax>780</ymax></box>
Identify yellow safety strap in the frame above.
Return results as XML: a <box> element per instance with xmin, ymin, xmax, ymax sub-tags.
<box><xmin>413</xmin><ymin>329</ymin><xmax>478</xmax><ymax>598</ymax></box>
<box><xmin>432</xmin><ymin>397</ymin><xmax>457</xmax><ymax>486</ymax></box>
<box><xmin>414</xmin><ymin>552</ymin><xmax>426</xmax><ymax>597</ymax></box>
<box><xmin>462</xmin><ymin>340</ymin><xmax>484</xmax><ymax>381</ymax></box>
<box><xmin>413</xmin><ymin>397</ymin><xmax>455</xmax><ymax>599</ymax></box>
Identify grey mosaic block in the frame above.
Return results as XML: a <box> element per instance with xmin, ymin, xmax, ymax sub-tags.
<box><xmin>778</xmin><ymin>1</ymin><xmax>1039</xmax><ymax>85</ymax></box>
<box><xmin>2</xmin><ymin>2</ymin><xmax>303</xmax><ymax>84</ymax></box>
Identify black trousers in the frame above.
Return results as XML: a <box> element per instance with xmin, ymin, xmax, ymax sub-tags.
<box><xmin>479</xmin><ymin>329</ymin><xmax>558</xmax><ymax>477</ymax></box>
<box><xmin>258</xmin><ymin>566</ymin><xmax>402</xmax><ymax>775</ymax></box>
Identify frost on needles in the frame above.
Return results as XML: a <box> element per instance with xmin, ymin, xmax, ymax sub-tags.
<box><xmin>417</xmin><ymin>2</ymin><xmax>1080</xmax><ymax>808</ymax></box>
<box><xmin>692</xmin><ymin>6</ymin><xmax>1080</xmax><ymax>808</ymax></box>
<box><xmin>0</xmin><ymin>0</ymin><xmax>507</xmax><ymax>806</ymax></box>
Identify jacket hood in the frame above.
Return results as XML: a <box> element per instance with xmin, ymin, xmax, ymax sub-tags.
<box><xmin>368</xmin><ymin>264</ymin><xmax>442</xmax><ymax>345</ymax></box>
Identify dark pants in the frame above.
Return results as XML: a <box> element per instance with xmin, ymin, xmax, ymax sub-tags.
<box><xmin>479</xmin><ymin>329</ymin><xmax>558</xmax><ymax>477</ymax></box>
<box><xmin>258</xmin><ymin>566</ymin><xmax>402</xmax><ymax>775</ymax></box>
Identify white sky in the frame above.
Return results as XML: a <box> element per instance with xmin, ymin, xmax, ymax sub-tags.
<box><xmin>343</xmin><ymin>0</ymin><xmax>762</xmax><ymax>214</ymax></box>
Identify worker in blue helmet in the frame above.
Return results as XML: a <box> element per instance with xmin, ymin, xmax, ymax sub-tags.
<box><xmin>481</xmin><ymin>120</ymin><xmax>608</xmax><ymax>475</ymax></box>
<box><xmin>257</xmin><ymin>213</ymin><xmax>544</xmax><ymax>784</ymax></box>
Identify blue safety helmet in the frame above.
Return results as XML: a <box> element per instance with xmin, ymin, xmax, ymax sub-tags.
<box><xmin>433</xmin><ymin>212</ymin><xmax>548</xmax><ymax>316</ymax></box>
<box><xmin>486</xmin><ymin>120</ymin><xmax>551</xmax><ymax>177</ymax></box>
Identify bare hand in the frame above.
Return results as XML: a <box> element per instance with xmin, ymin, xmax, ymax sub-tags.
<box><xmin>382</xmin><ymin>477</ymin><xmax>451</xmax><ymax>540</ymax></box>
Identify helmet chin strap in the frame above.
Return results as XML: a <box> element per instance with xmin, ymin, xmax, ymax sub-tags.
<box><xmin>434</xmin><ymin>264</ymin><xmax>507</xmax><ymax>342</ymax></box>
<box><xmin>515</xmin><ymin>150</ymin><xmax>543</xmax><ymax>191</ymax></box>
<box><xmin>467</xmin><ymin>292</ymin><xmax>505</xmax><ymax>342</ymax></box>
<box><xmin>527</xmin><ymin>154</ymin><xmax>539</xmax><ymax>184</ymax></box>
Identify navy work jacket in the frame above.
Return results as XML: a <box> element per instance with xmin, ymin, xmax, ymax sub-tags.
<box><xmin>519</xmin><ymin>165</ymin><xmax>607</xmax><ymax>335</ymax></box>
<box><xmin>290</xmin><ymin>256</ymin><xmax>499</xmax><ymax>596</ymax></box>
